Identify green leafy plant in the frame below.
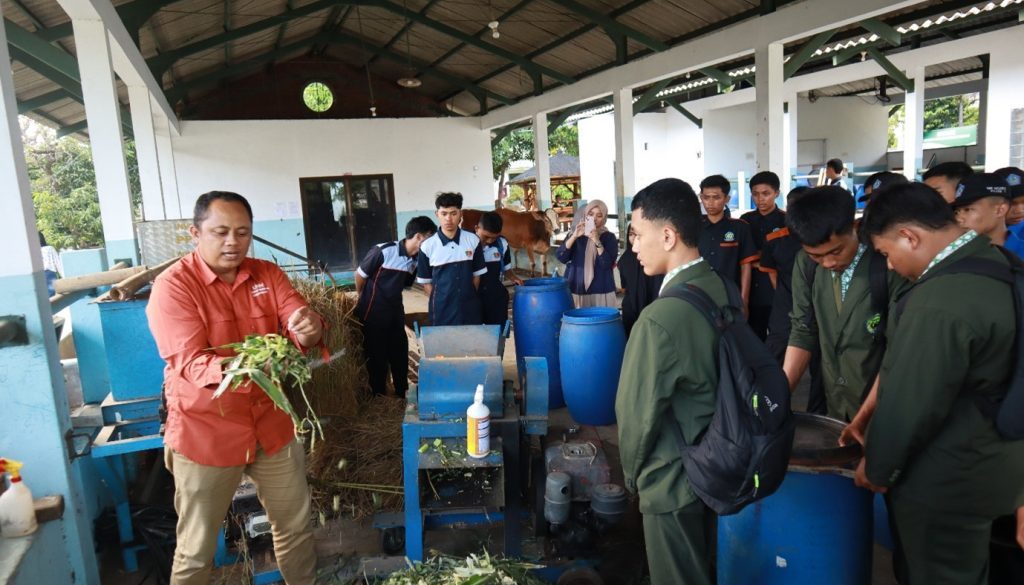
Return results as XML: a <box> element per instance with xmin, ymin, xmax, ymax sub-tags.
<box><xmin>213</xmin><ymin>334</ymin><xmax>324</xmax><ymax>451</ymax></box>
<box><xmin>380</xmin><ymin>550</ymin><xmax>545</xmax><ymax>585</ymax></box>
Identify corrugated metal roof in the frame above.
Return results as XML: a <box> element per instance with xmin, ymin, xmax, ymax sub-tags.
<box><xmin>5</xmin><ymin>0</ymin><xmax>1023</xmax><ymax>136</ymax></box>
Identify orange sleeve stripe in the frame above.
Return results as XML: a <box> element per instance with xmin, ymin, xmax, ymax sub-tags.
<box><xmin>766</xmin><ymin>227</ymin><xmax>790</xmax><ymax>242</ymax></box>
<box><xmin>757</xmin><ymin>266</ymin><xmax>778</xmax><ymax>274</ymax></box>
<box><xmin>740</xmin><ymin>254</ymin><xmax>760</xmax><ymax>265</ymax></box>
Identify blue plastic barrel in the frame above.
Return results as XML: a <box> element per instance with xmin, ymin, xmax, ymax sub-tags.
<box><xmin>513</xmin><ymin>278</ymin><xmax>573</xmax><ymax>408</ymax></box>
<box><xmin>718</xmin><ymin>414</ymin><xmax>873</xmax><ymax>585</ymax></box>
<box><xmin>558</xmin><ymin>308</ymin><xmax>626</xmax><ymax>425</ymax></box>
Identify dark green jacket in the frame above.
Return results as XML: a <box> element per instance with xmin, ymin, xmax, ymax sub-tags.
<box><xmin>615</xmin><ymin>261</ymin><xmax>726</xmax><ymax>514</ymax></box>
<box><xmin>789</xmin><ymin>248</ymin><xmax>910</xmax><ymax>421</ymax></box>
<box><xmin>865</xmin><ymin>237</ymin><xmax>1024</xmax><ymax>514</ymax></box>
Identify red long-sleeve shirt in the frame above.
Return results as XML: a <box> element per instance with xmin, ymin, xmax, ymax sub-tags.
<box><xmin>146</xmin><ymin>250</ymin><xmax>310</xmax><ymax>466</ymax></box>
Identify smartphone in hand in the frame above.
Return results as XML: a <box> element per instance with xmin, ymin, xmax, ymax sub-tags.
<box><xmin>585</xmin><ymin>216</ymin><xmax>596</xmax><ymax>235</ymax></box>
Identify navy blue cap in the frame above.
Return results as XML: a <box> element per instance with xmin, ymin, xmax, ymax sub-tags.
<box><xmin>951</xmin><ymin>173</ymin><xmax>1011</xmax><ymax>208</ymax></box>
<box><xmin>993</xmin><ymin>167</ymin><xmax>1024</xmax><ymax>198</ymax></box>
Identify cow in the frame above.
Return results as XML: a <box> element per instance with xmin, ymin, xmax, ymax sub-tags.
<box><xmin>461</xmin><ymin>208</ymin><xmax>554</xmax><ymax>276</ymax></box>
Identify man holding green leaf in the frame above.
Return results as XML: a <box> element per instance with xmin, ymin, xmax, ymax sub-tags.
<box><xmin>147</xmin><ymin>191</ymin><xmax>324</xmax><ymax>585</ymax></box>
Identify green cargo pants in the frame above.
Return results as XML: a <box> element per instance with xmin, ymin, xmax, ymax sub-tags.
<box><xmin>642</xmin><ymin>499</ymin><xmax>715</xmax><ymax>585</ymax></box>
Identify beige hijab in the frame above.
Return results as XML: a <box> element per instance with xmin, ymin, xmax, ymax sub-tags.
<box><xmin>581</xmin><ymin>200</ymin><xmax>609</xmax><ymax>291</ymax></box>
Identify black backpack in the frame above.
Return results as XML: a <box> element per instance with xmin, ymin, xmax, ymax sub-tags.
<box><xmin>801</xmin><ymin>249</ymin><xmax>891</xmax><ymax>401</ymax></box>
<box><xmin>894</xmin><ymin>246</ymin><xmax>1024</xmax><ymax>439</ymax></box>
<box><xmin>661</xmin><ymin>276</ymin><xmax>795</xmax><ymax>515</ymax></box>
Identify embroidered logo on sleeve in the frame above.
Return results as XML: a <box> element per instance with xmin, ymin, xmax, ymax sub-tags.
<box><xmin>251</xmin><ymin>282</ymin><xmax>269</xmax><ymax>297</ymax></box>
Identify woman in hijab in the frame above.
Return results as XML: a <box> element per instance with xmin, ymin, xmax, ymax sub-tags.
<box><xmin>556</xmin><ymin>200</ymin><xmax>618</xmax><ymax>307</ymax></box>
<box><xmin>617</xmin><ymin>222</ymin><xmax>664</xmax><ymax>336</ymax></box>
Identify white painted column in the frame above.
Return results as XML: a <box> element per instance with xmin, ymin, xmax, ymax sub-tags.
<box><xmin>532</xmin><ymin>112</ymin><xmax>551</xmax><ymax>211</ymax></box>
<box><xmin>755</xmin><ymin>43</ymin><xmax>785</xmax><ymax>184</ymax></box>
<box><xmin>613</xmin><ymin>87</ymin><xmax>635</xmax><ymax>232</ymax></box>
<box><xmin>902</xmin><ymin>66</ymin><xmax>926</xmax><ymax>181</ymax></box>
<box><xmin>984</xmin><ymin>43</ymin><xmax>1024</xmax><ymax>171</ymax></box>
<box><xmin>0</xmin><ymin>4</ymin><xmax>100</xmax><ymax>583</ymax></box>
<box><xmin>154</xmin><ymin>115</ymin><xmax>183</xmax><ymax>218</ymax></box>
<box><xmin>127</xmin><ymin>84</ymin><xmax>165</xmax><ymax>221</ymax></box>
<box><xmin>73</xmin><ymin>18</ymin><xmax>137</xmax><ymax>263</ymax></box>
<box><xmin>783</xmin><ymin>94</ymin><xmax>799</xmax><ymax>199</ymax></box>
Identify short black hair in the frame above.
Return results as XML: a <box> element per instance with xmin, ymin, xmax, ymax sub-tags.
<box><xmin>479</xmin><ymin>211</ymin><xmax>503</xmax><ymax>233</ymax></box>
<box><xmin>785</xmin><ymin>186</ymin><xmax>855</xmax><ymax>246</ymax></box>
<box><xmin>404</xmin><ymin>216</ymin><xmax>437</xmax><ymax>239</ymax></box>
<box><xmin>435</xmin><ymin>192</ymin><xmax>463</xmax><ymax>209</ymax></box>
<box><xmin>862</xmin><ymin>182</ymin><xmax>956</xmax><ymax>239</ymax></box>
<box><xmin>38</xmin><ymin>231</ymin><xmax>47</xmax><ymax>247</ymax></box>
<box><xmin>749</xmin><ymin>171</ymin><xmax>780</xmax><ymax>192</ymax></box>
<box><xmin>193</xmin><ymin>191</ymin><xmax>253</xmax><ymax>227</ymax></box>
<box><xmin>631</xmin><ymin>178</ymin><xmax>702</xmax><ymax>248</ymax></box>
<box><xmin>786</xmin><ymin>186</ymin><xmax>810</xmax><ymax>206</ymax></box>
<box><xmin>922</xmin><ymin>161</ymin><xmax>974</xmax><ymax>182</ymax></box>
<box><xmin>699</xmin><ymin>174</ymin><xmax>731</xmax><ymax>195</ymax></box>
<box><xmin>826</xmin><ymin>158</ymin><xmax>844</xmax><ymax>174</ymax></box>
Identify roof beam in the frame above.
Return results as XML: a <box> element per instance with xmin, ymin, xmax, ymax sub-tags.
<box><xmin>783</xmin><ymin>29</ymin><xmax>836</xmax><ymax>79</ymax></box>
<box><xmin>17</xmin><ymin>89</ymin><xmax>74</xmax><ymax>113</ymax></box>
<box><xmin>57</xmin><ymin>105</ymin><xmax>134</xmax><ymax>137</ymax></box>
<box><xmin>37</xmin><ymin>0</ymin><xmax>179</xmax><ymax>42</ymax></box>
<box><xmin>5</xmin><ymin>20</ymin><xmax>83</xmax><ymax>96</ymax></box>
<box><xmin>8</xmin><ymin>0</ymin><xmax>45</xmax><ymax>30</ymax></box>
<box><xmin>365</xmin><ymin>0</ymin><xmax>574</xmax><ymax>85</ymax></box>
<box><xmin>147</xmin><ymin>0</ymin><xmax>339</xmax><ymax>78</ymax></box>
<box><xmin>865</xmin><ymin>45</ymin><xmax>913</xmax><ymax>91</ymax></box>
<box><xmin>451</xmin><ymin>0</ymin><xmax>654</xmax><ymax>101</ymax></box>
<box><xmin>424</xmin><ymin>0</ymin><xmax>534</xmax><ymax>71</ymax></box>
<box><xmin>547</xmin><ymin>105</ymin><xmax>584</xmax><ymax>133</ymax></box>
<box><xmin>699</xmin><ymin>67</ymin><xmax>734</xmax><ymax>91</ymax></box>
<box><xmin>667</xmin><ymin>98</ymin><xmax>702</xmax><ymax>128</ymax></box>
<box><xmin>547</xmin><ymin>0</ymin><xmax>667</xmax><ymax>51</ymax></box>
<box><xmin>480</xmin><ymin>0</ymin><xmax>925</xmax><ymax>129</ymax></box>
<box><xmin>632</xmin><ymin>79</ymin><xmax>672</xmax><ymax>114</ymax></box>
<box><xmin>366</xmin><ymin>0</ymin><xmax>443</xmax><ymax>66</ymax></box>
<box><xmin>861</xmin><ymin>17</ymin><xmax>902</xmax><ymax>46</ymax></box>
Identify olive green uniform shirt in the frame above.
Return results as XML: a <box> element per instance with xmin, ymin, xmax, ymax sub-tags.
<box><xmin>865</xmin><ymin>237</ymin><xmax>1024</xmax><ymax>514</ymax></box>
<box><xmin>615</xmin><ymin>261</ymin><xmax>727</xmax><ymax>514</ymax></box>
<box><xmin>788</xmin><ymin>250</ymin><xmax>910</xmax><ymax>421</ymax></box>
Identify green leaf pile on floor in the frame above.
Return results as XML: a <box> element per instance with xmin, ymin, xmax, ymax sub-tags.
<box><xmin>380</xmin><ymin>551</ymin><xmax>545</xmax><ymax>585</ymax></box>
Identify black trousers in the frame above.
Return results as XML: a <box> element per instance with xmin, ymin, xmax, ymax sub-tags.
<box><xmin>748</xmin><ymin>304</ymin><xmax>773</xmax><ymax>342</ymax></box>
<box><xmin>361</xmin><ymin>313</ymin><xmax>409</xmax><ymax>397</ymax></box>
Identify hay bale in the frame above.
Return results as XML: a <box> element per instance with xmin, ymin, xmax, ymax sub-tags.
<box><xmin>290</xmin><ymin>279</ymin><xmax>367</xmax><ymax>418</ymax></box>
<box><xmin>306</xmin><ymin>396</ymin><xmax>406</xmax><ymax>520</ymax></box>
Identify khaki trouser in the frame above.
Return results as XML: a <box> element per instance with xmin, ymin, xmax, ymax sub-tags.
<box><xmin>164</xmin><ymin>440</ymin><xmax>317</xmax><ymax>585</ymax></box>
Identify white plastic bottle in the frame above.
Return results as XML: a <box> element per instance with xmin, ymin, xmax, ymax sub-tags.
<box><xmin>0</xmin><ymin>459</ymin><xmax>38</xmax><ymax>538</ymax></box>
<box><xmin>466</xmin><ymin>384</ymin><xmax>491</xmax><ymax>458</ymax></box>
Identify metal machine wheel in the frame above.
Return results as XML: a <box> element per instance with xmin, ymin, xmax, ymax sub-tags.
<box><xmin>556</xmin><ymin>566</ymin><xmax>604</xmax><ymax>585</ymax></box>
<box><xmin>381</xmin><ymin>526</ymin><xmax>405</xmax><ymax>555</ymax></box>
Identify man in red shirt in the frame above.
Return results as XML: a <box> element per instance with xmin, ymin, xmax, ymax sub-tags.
<box><xmin>147</xmin><ymin>191</ymin><xmax>324</xmax><ymax>585</ymax></box>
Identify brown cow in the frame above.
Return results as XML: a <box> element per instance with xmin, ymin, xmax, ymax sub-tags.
<box><xmin>461</xmin><ymin>208</ymin><xmax>553</xmax><ymax>275</ymax></box>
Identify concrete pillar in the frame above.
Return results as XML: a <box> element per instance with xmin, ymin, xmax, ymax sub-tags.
<box><xmin>755</xmin><ymin>43</ymin><xmax>785</xmax><ymax>184</ymax></box>
<box><xmin>154</xmin><ymin>115</ymin><xmax>183</xmax><ymax>218</ymax></box>
<box><xmin>532</xmin><ymin>112</ymin><xmax>551</xmax><ymax>211</ymax></box>
<box><xmin>984</xmin><ymin>42</ymin><xmax>1024</xmax><ymax>171</ymax></box>
<box><xmin>783</xmin><ymin>94</ymin><xmax>799</xmax><ymax>199</ymax></box>
<box><xmin>613</xmin><ymin>87</ymin><xmax>635</xmax><ymax>232</ymax></box>
<box><xmin>72</xmin><ymin>18</ymin><xmax>137</xmax><ymax>264</ymax></box>
<box><xmin>0</xmin><ymin>4</ymin><xmax>100</xmax><ymax>583</ymax></box>
<box><xmin>903</xmin><ymin>66</ymin><xmax>926</xmax><ymax>181</ymax></box>
<box><xmin>127</xmin><ymin>84</ymin><xmax>165</xmax><ymax>221</ymax></box>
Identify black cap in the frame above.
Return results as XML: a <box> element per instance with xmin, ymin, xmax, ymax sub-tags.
<box><xmin>858</xmin><ymin>171</ymin><xmax>909</xmax><ymax>203</ymax></box>
<box><xmin>951</xmin><ymin>173</ymin><xmax>1011</xmax><ymax>208</ymax></box>
<box><xmin>993</xmin><ymin>167</ymin><xmax>1024</xmax><ymax>198</ymax></box>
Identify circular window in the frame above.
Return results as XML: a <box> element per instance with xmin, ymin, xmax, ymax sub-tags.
<box><xmin>303</xmin><ymin>81</ymin><xmax>333</xmax><ymax>113</ymax></box>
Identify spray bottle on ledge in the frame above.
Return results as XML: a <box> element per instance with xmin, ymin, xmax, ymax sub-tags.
<box><xmin>466</xmin><ymin>384</ymin><xmax>491</xmax><ymax>458</ymax></box>
<box><xmin>0</xmin><ymin>458</ymin><xmax>38</xmax><ymax>538</ymax></box>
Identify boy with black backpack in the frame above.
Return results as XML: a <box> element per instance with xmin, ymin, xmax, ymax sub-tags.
<box><xmin>852</xmin><ymin>182</ymin><xmax>1024</xmax><ymax>584</ymax></box>
<box><xmin>784</xmin><ymin>186</ymin><xmax>910</xmax><ymax>422</ymax></box>
<box><xmin>616</xmin><ymin>179</ymin><xmax>792</xmax><ymax>585</ymax></box>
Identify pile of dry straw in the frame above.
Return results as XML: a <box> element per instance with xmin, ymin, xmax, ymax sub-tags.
<box><xmin>290</xmin><ymin>279</ymin><xmax>407</xmax><ymax>520</ymax></box>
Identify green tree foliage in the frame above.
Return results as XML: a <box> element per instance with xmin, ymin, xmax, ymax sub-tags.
<box><xmin>887</xmin><ymin>93</ymin><xmax>980</xmax><ymax>149</ymax></box>
<box><xmin>491</xmin><ymin>122</ymin><xmax>579</xmax><ymax>202</ymax></box>
<box><xmin>23</xmin><ymin>124</ymin><xmax>142</xmax><ymax>250</ymax></box>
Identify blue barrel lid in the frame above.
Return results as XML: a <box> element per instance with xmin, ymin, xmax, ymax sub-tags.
<box><xmin>519</xmin><ymin>277</ymin><xmax>568</xmax><ymax>292</ymax></box>
<box><xmin>562</xmin><ymin>307</ymin><xmax>621</xmax><ymax>324</ymax></box>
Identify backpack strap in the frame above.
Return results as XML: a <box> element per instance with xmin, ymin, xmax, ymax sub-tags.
<box><xmin>801</xmin><ymin>253</ymin><xmax>818</xmax><ymax>331</ymax></box>
<box><xmin>660</xmin><ymin>284</ymin><xmax>727</xmax><ymax>332</ymax></box>
<box><xmin>859</xmin><ymin>250</ymin><xmax>891</xmax><ymax>402</ymax></box>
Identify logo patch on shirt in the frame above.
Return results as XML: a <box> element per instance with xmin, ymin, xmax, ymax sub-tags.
<box><xmin>724</xmin><ymin>231</ymin><xmax>735</xmax><ymax>242</ymax></box>
<box><xmin>466</xmin><ymin>250</ymin><xmax>473</xmax><ymax>258</ymax></box>
<box><xmin>866</xmin><ymin>313</ymin><xmax>881</xmax><ymax>335</ymax></box>
<box><xmin>251</xmin><ymin>282</ymin><xmax>269</xmax><ymax>297</ymax></box>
